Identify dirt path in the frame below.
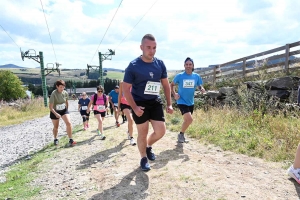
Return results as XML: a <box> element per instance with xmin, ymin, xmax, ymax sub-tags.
<box><xmin>29</xmin><ymin>114</ymin><xmax>300</xmax><ymax>200</ymax></box>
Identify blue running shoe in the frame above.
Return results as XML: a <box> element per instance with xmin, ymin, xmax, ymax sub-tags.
<box><xmin>146</xmin><ymin>147</ymin><xmax>156</xmax><ymax>161</ymax></box>
<box><xmin>140</xmin><ymin>157</ymin><xmax>151</xmax><ymax>171</ymax></box>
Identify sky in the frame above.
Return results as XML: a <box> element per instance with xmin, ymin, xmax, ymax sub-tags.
<box><xmin>0</xmin><ymin>0</ymin><xmax>299</xmax><ymax>71</ymax></box>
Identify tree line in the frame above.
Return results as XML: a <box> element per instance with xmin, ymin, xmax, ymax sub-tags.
<box><xmin>0</xmin><ymin>70</ymin><xmax>120</xmax><ymax>101</ymax></box>
<box><xmin>28</xmin><ymin>78</ymin><xmax>120</xmax><ymax>96</ymax></box>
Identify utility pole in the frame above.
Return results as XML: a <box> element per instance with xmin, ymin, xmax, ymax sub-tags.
<box><xmin>87</xmin><ymin>49</ymin><xmax>115</xmax><ymax>86</ymax></box>
<box><xmin>21</xmin><ymin>49</ymin><xmax>61</xmax><ymax>107</ymax></box>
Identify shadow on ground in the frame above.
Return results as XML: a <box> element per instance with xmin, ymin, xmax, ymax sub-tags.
<box><xmin>151</xmin><ymin>143</ymin><xmax>190</xmax><ymax>169</ymax></box>
<box><xmin>76</xmin><ymin>139</ymin><xmax>127</xmax><ymax>170</ymax></box>
<box><xmin>89</xmin><ymin>167</ymin><xmax>149</xmax><ymax>200</ymax></box>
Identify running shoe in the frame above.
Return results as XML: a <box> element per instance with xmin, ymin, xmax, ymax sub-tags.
<box><xmin>130</xmin><ymin>138</ymin><xmax>136</xmax><ymax>146</ymax></box>
<box><xmin>116</xmin><ymin>121</ymin><xmax>120</xmax><ymax>127</ymax></box>
<box><xmin>140</xmin><ymin>157</ymin><xmax>151</xmax><ymax>171</ymax></box>
<box><xmin>99</xmin><ymin>134</ymin><xmax>106</xmax><ymax>140</ymax></box>
<box><xmin>54</xmin><ymin>139</ymin><xmax>59</xmax><ymax>146</ymax></box>
<box><xmin>178</xmin><ymin>133</ymin><xmax>189</xmax><ymax>143</ymax></box>
<box><xmin>146</xmin><ymin>147</ymin><xmax>156</xmax><ymax>161</ymax></box>
<box><xmin>69</xmin><ymin>139</ymin><xmax>77</xmax><ymax>146</ymax></box>
<box><xmin>287</xmin><ymin>165</ymin><xmax>300</xmax><ymax>184</ymax></box>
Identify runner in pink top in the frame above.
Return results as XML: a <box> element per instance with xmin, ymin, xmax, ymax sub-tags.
<box><xmin>118</xmin><ymin>82</ymin><xmax>136</xmax><ymax>146</ymax></box>
<box><xmin>87</xmin><ymin>85</ymin><xmax>108</xmax><ymax>140</ymax></box>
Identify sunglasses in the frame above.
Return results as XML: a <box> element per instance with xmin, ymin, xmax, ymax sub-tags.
<box><xmin>98</xmin><ymin>90</ymin><xmax>103</xmax><ymax>92</ymax></box>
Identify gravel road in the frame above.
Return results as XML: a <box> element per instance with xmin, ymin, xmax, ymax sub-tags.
<box><xmin>0</xmin><ymin>101</ymin><xmax>82</xmax><ymax>177</ymax></box>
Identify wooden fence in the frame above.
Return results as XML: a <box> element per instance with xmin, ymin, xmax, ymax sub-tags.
<box><xmin>196</xmin><ymin>41</ymin><xmax>300</xmax><ymax>84</ymax></box>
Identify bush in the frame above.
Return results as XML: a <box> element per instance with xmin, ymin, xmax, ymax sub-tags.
<box><xmin>0</xmin><ymin>70</ymin><xmax>27</xmax><ymax>101</ymax></box>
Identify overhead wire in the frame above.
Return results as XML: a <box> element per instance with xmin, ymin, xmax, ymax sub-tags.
<box><xmin>0</xmin><ymin>24</ymin><xmax>20</xmax><ymax>49</ymax></box>
<box><xmin>89</xmin><ymin>0</ymin><xmax>123</xmax><ymax>65</ymax></box>
<box><xmin>40</xmin><ymin>0</ymin><xmax>57</xmax><ymax>63</ymax></box>
<box><xmin>115</xmin><ymin>0</ymin><xmax>159</xmax><ymax>50</ymax></box>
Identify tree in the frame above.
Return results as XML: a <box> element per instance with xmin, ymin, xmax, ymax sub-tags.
<box><xmin>0</xmin><ymin>70</ymin><xmax>27</xmax><ymax>101</ymax></box>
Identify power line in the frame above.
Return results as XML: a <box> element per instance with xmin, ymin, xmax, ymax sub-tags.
<box><xmin>0</xmin><ymin>24</ymin><xmax>20</xmax><ymax>48</ymax></box>
<box><xmin>40</xmin><ymin>0</ymin><xmax>57</xmax><ymax>63</ymax></box>
<box><xmin>89</xmin><ymin>0</ymin><xmax>123</xmax><ymax>64</ymax></box>
<box><xmin>115</xmin><ymin>0</ymin><xmax>159</xmax><ymax>50</ymax></box>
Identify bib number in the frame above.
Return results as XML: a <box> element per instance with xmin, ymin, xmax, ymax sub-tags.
<box><xmin>94</xmin><ymin>105</ymin><xmax>105</xmax><ymax>111</ymax></box>
<box><xmin>56</xmin><ymin>103</ymin><xmax>66</xmax><ymax>111</ymax></box>
<box><xmin>144</xmin><ymin>81</ymin><xmax>160</xmax><ymax>95</ymax></box>
<box><xmin>183</xmin><ymin>79</ymin><xmax>195</xmax><ymax>88</ymax></box>
<box><xmin>81</xmin><ymin>106</ymin><xmax>87</xmax><ymax>110</ymax></box>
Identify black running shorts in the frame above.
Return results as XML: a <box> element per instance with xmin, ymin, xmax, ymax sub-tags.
<box><xmin>50</xmin><ymin>109</ymin><xmax>70</xmax><ymax>120</ymax></box>
<box><xmin>177</xmin><ymin>104</ymin><xmax>194</xmax><ymax>115</ymax></box>
<box><xmin>94</xmin><ymin>110</ymin><xmax>106</xmax><ymax>117</ymax></box>
<box><xmin>120</xmin><ymin>103</ymin><xmax>131</xmax><ymax>111</ymax></box>
<box><xmin>80</xmin><ymin>110</ymin><xmax>90</xmax><ymax>116</ymax></box>
<box><xmin>132</xmin><ymin>98</ymin><xmax>165</xmax><ymax>124</ymax></box>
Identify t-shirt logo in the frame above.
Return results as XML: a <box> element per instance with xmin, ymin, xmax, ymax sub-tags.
<box><xmin>149</xmin><ymin>72</ymin><xmax>154</xmax><ymax>78</ymax></box>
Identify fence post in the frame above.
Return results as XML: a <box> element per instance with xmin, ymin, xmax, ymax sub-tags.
<box><xmin>242</xmin><ymin>58</ymin><xmax>246</xmax><ymax>78</ymax></box>
<box><xmin>213</xmin><ymin>66</ymin><xmax>217</xmax><ymax>85</ymax></box>
<box><xmin>284</xmin><ymin>43</ymin><xmax>290</xmax><ymax>74</ymax></box>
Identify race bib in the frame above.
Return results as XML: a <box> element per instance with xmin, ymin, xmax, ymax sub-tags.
<box><xmin>56</xmin><ymin>103</ymin><xmax>66</xmax><ymax>111</ymax></box>
<box><xmin>183</xmin><ymin>79</ymin><xmax>195</xmax><ymax>88</ymax></box>
<box><xmin>144</xmin><ymin>81</ymin><xmax>160</xmax><ymax>95</ymax></box>
<box><xmin>81</xmin><ymin>106</ymin><xmax>87</xmax><ymax>110</ymax></box>
<box><xmin>94</xmin><ymin>105</ymin><xmax>105</xmax><ymax>111</ymax></box>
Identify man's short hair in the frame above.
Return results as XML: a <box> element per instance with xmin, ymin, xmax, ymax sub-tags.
<box><xmin>141</xmin><ymin>34</ymin><xmax>155</xmax><ymax>43</ymax></box>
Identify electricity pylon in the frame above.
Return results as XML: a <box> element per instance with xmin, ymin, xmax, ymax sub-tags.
<box><xmin>87</xmin><ymin>49</ymin><xmax>115</xmax><ymax>86</ymax></box>
<box><xmin>21</xmin><ymin>48</ymin><xmax>60</xmax><ymax>107</ymax></box>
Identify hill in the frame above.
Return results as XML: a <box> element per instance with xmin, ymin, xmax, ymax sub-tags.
<box><xmin>0</xmin><ymin>64</ymin><xmax>25</xmax><ymax>69</ymax></box>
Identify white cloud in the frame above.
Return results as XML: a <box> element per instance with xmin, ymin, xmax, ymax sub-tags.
<box><xmin>0</xmin><ymin>0</ymin><xmax>299</xmax><ymax>70</ymax></box>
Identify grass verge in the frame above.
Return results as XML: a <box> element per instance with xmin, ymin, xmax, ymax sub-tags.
<box><xmin>166</xmin><ymin>107</ymin><xmax>298</xmax><ymax>163</ymax></box>
<box><xmin>0</xmin><ymin>125</ymin><xmax>82</xmax><ymax>200</ymax></box>
<box><xmin>0</xmin><ymin>98</ymin><xmax>49</xmax><ymax>127</ymax></box>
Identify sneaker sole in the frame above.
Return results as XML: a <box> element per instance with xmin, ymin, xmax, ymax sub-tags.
<box><xmin>141</xmin><ymin>167</ymin><xmax>151</xmax><ymax>171</ymax></box>
<box><xmin>288</xmin><ymin>171</ymin><xmax>300</xmax><ymax>184</ymax></box>
<box><xmin>100</xmin><ymin>136</ymin><xmax>106</xmax><ymax>140</ymax></box>
<box><xmin>131</xmin><ymin>143</ymin><xmax>136</xmax><ymax>146</ymax></box>
<box><xmin>177</xmin><ymin>140</ymin><xmax>189</xmax><ymax>143</ymax></box>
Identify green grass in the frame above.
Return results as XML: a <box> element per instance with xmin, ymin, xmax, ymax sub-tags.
<box><xmin>166</xmin><ymin>107</ymin><xmax>299</xmax><ymax>163</ymax></box>
<box><xmin>0</xmin><ymin>148</ymin><xmax>52</xmax><ymax>199</ymax></box>
<box><xmin>0</xmin><ymin>125</ymin><xmax>82</xmax><ymax>200</ymax></box>
<box><xmin>105</xmin><ymin>71</ymin><xmax>125</xmax><ymax>80</ymax></box>
<box><xmin>0</xmin><ymin>98</ymin><xmax>49</xmax><ymax>127</ymax></box>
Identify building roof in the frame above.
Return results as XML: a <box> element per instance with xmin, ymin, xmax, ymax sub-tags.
<box><xmin>67</xmin><ymin>88</ymin><xmax>97</xmax><ymax>95</ymax></box>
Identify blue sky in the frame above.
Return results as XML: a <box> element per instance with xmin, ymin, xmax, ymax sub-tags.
<box><xmin>0</xmin><ymin>0</ymin><xmax>299</xmax><ymax>70</ymax></box>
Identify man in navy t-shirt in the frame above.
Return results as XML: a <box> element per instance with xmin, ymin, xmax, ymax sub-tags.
<box><xmin>123</xmin><ymin>34</ymin><xmax>173</xmax><ymax>171</ymax></box>
<box><xmin>171</xmin><ymin>57</ymin><xmax>206</xmax><ymax>143</ymax></box>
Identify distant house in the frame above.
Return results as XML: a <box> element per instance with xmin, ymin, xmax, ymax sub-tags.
<box><xmin>66</xmin><ymin>88</ymin><xmax>97</xmax><ymax>98</ymax></box>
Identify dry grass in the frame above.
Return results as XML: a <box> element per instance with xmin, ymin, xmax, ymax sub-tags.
<box><xmin>0</xmin><ymin>98</ymin><xmax>49</xmax><ymax>127</ymax></box>
<box><xmin>166</xmin><ymin>107</ymin><xmax>300</xmax><ymax>162</ymax></box>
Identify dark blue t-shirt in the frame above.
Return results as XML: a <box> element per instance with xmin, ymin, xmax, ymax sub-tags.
<box><xmin>78</xmin><ymin>98</ymin><xmax>90</xmax><ymax>111</ymax></box>
<box><xmin>123</xmin><ymin>56</ymin><xmax>167</xmax><ymax>101</ymax></box>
